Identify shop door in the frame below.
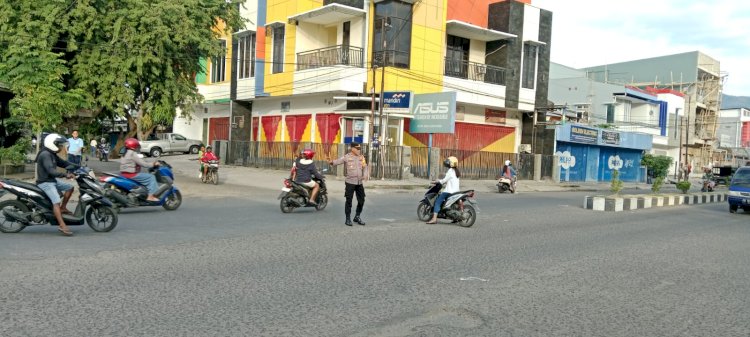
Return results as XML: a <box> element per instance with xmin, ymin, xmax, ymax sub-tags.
<box><xmin>209</xmin><ymin>117</ymin><xmax>230</xmax><ymax>145</ymax></box>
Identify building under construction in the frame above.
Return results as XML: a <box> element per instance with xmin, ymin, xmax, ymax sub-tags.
<box><xmin>582</xmin><ymin>51</ymin><xmax>725</xmax><ymax>172</ymax></box>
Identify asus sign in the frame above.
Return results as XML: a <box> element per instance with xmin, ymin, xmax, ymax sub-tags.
<box><xmin>409</xmin><ymin>92</ymin><xmax>456</xmax><ymax>133</ymax></box>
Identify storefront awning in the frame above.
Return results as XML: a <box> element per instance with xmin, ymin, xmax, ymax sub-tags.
<box><xmin>288</xmin><ymin>4</ymin><xmax>365</xmax><ymax>26</ymax></box>
<box><xmin>446</xmin><ymin>20</ymin><xmax>516</xmax><ymax>42</ymax></box>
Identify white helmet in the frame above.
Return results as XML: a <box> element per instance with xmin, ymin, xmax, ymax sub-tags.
<box><xmin>505</xmin><ymin>160</ymin><xmax>511</xmax><ymax>166</ymax></box>
<box><xmin>44</xmin><ymin>133</ymin><xmax>68</xmax><ymax>152</ymax></box>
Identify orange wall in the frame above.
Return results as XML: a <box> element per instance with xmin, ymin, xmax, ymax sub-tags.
<box><xmin>447</xmin><ymin>0</ymin><xmax>530</xmax><ymax>28</ymax></box>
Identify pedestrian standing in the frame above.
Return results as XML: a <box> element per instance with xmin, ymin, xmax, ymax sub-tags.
<box><xmin>329</xmin><ymin>142</ymin><xmax>368</xmax><ymax>226</ymax></box>
<box><xmin>89</xmin><ymin>138</ymin><xmax>98</xmax><ymax>158</ymax></box>
<box><xmin>66</xmin><ymin>130</ymin><xmax>84</xmax><ymax>171</ymax></box>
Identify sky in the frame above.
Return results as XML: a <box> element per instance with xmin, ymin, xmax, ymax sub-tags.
<box><xmin>532</xmin><ymin>0</ymin><xmax>750</xmax><ymax>96</ymax></box>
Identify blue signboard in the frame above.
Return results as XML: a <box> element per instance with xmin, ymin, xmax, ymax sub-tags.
<box><xmin>409</xmin><ymin>92</ymin><xmax>457</xmax><ymax>134</ymax></box>
<box><xmin>382</xmin><ymin>91</ymin><xmax>411</xmax><ymax>114</ymax></box>
<box><xmin>570</xmin><ymin>125</ymin><xmax>598</xmax><ymax>144</ymax></box>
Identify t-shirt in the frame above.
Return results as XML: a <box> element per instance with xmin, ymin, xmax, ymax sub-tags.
<box><xmin>67</xmin><ymin>137</ymin><xmax>84</xmax><ymax>156</ymax></box>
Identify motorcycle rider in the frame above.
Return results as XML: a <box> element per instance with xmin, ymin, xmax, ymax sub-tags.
<box><xmin>702</xmin><ymin>166</ymin><xmax>716</xmax><ymax>192</ymax></box>
<box><xmin>501</xmin><ymin>159</ymin><xmax>517</xmax><ymax>193</ymax></box>
<box><xmin>201</xmin><ymin>145</ymin><xmax>219</xmax><ymax>179</ymax></box>
<box><xmin>294</xmin><ymin>149</ymin><xmax>324</xmax><ymax>206</ymax></box>
<box><xmin>36</xmin><ymin>133</ymin><xmax>76</xmax><ymax>236</ymax></box>
<box><xmin>119</xmin><ymin>138</ymin><xmax>161</xmax><ymax>202</ymax></box>
<box><xmin>427</xmin><ymin>156</ymin><xmax>461</xmax><ymax>224</ymax></box>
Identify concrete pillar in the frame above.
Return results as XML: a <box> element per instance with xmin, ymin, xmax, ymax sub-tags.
<box><xmin>402</xmin><ymin>146</ymin><xmax>413</xmax><ymax>179</ymax></box>
<box><xmin>534</xmin><ymin>154</ymin><xmax>542</xmax><ymax>181</ymax></box>
<box><xmin>429</xmin><ymin>147</ymin><xmax>441</xmax><ymax>180</ymax></box>
<box><xmin>336</xmin><ymin>143</ymin><xmax>346</xmax><ymax>178</ymax></box>
<box><xmin>552</xmin><ymin>155</ymin><xmax>561</xmax><ymax>182</ymax></box>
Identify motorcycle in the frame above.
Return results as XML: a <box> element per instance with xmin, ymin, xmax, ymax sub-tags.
<box><xmin>0</xmin><ymin>166</ymin><xmax>118</xmax><ymax>233</ymax></box>
<box><xmin>496</xmin><ymin>175</ymin><xmax>517</xmax><ymax>193</ymax></box>
<box><xmin>417</xmin><ymin>182</ymin><xmax>478</xmax><ymax>227</ymax></box>
<box><xmin>701</xmin><ymin>177</ymin><xmax>715</xmax><ymax>192</ymax></box>
<box><xmin>201</xmin><ymin>160</ymin><xmax>219</xmax><ymax>185</ymax></box>
<box><xmin>100</xmin><ymin>160</ymin><xmax>182</xmax><ymax>211</ymax></box>
<box><xmin>278</xmin><ymin>172</ymin><xmax>328</xmax><ymax>213</ymax></box>
<box><xmin>98</xmin><ymin>143</ymin><xmax>110</xmax><ymax>162</ymax></box>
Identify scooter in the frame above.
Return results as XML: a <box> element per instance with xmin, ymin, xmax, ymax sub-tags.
<box><xmin>0</xmin><ymin>166</ymin><xmax>118</xmax><ymax>233</ymax></box>
<box><xmin>100</xmin><ymin>160</ymin><xmax>182</xmax><ymax>211</ymax></box>
<box><xmin>496</xmin><ymin>175</ymin><xmax>517</xmax><ymax>193</ymax></box>
<box><xmin>701</xmin><ymin>177</ymin><xmax>715</xmax><ymax>192</ymax></box>
<box><xmin>201</xmin><ymin>160</ymin><xmax>219</xmax><ymax>185</ymax></box>
<box><xmin>278</xmin><ymin>172</ymin><xmax>328</xmax><ymax>213</ymax></box>
<box><xmin>416</xmin><ymin>182</ymin><xmax>478</xmax><ymax>227</ymax></box>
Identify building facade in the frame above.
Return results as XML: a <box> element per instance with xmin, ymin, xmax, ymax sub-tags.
<box><xmin>175</xmin><ymin>0</ymin><xmax>553</xmax><ymax>158</ymax></box>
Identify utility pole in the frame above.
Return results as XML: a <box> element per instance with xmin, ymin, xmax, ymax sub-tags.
<box><xmin>367</xmin><ymin>64</ymin><xmax>376</xmax><ymax>179</ymax></box>
<box><xmin>377</xmin><ymin>16</ymin><xmax>388</xmax><ymax>179</ymax></box>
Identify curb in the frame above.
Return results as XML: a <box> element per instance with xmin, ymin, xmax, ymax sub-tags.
<box><xmin>584</xmin><ymin>192</ymin><xmax>727</xmax><ymax>212</ymax></box>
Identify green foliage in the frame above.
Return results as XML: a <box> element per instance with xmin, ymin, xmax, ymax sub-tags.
<box><xmin>610</xmin><ymin>169</ymin><xmax>623</xmax><ymax>195</ymax></box>
<box><xmin>641</xmin><ymin>154</ymin><xmax>673</xmax><ymax>178</ymax></box>
<box><xmin>651</xmin><ymin>175</ymin><xmax>664</xmax><ymax>194</ymax></box>
<box><xmin>676</xmin><ymin>181</ymin><xmax>691</xmax><ymax>194</ymax></box>
<box><xmin>0</xmin><ymin>0</ymin><xmax>245</xmax><ymax>136</ymax></box>
<box><xmin>0</xmin><ymin>138</ymin><xmax>30</xmax><ymax>165</ymax></box>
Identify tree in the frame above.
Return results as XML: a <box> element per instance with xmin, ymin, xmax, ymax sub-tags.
<box><xmin>0</xmin><ymin>0</ymin><xmax>244</xmax><ymax>139</ymax></box>
<box><xmin>641</xmin><ymin>154</ymin><xmax>673</xmax><ymax>180</ymax></box>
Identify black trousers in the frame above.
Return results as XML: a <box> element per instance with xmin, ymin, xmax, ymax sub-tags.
<box><xmin>344</xmin><ymin>182</ymin><xmax>365</xmax><ymax>218</ymax></box>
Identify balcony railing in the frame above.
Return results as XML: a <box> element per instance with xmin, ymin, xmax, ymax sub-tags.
<box><xmin>297</xmin><ymin>45</ymin><xmax>364</xmax><ymax>71</ymax></box>
<box><xmin>444</xmin><ymin>58</ymin><xmax>506</xmax><ymax>85</ymax></box>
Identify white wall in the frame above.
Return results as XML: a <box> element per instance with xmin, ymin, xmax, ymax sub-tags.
<box><xmin>469</xmin><ymin>39</ymin><xmax>485</xmax><ymax>64</ymax></box>
<box><xmin>444</xmin><ymin>77</ymin><xmax>507</xmax><ymax>107</ymax></box>
<box><xmin>173</xmin><ymin>103</ymin><xmax>231</xmax><ymax>142</ymax></box>
<box><xmin>293</xmin><ymin>67</ymin><xmax>367</xmax><ymax>95</ymax></box>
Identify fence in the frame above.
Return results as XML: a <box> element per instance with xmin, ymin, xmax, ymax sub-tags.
<box><xmin>222</xmin><ymin>141</ymin><xmax>555</xmax><ymax>180</ymax></box>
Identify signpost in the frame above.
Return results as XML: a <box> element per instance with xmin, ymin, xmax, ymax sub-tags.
<box><xmin>410</xmin><ymin>92</ymin><xmax>457</xmax><ymax>179</ymax></box>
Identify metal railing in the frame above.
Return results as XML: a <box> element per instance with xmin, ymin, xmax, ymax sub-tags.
<box><xmin>297</xmin><ymin>45</ymin><xmax>364</xmax><ymax>71</ymax></box>
<box><xmin>444</xmin><ymin>58</ymin><xmax>506</xmax><ymax>85</ymax></box>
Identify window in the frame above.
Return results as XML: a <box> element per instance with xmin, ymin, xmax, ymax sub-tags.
<box><xmin>445</xmin><ymin>34</ymin><xmax>470</xmax><ymax>77</ymax></box>
<box><xmin>172</xmin><ymin>134</ymin><xmax>186</xmax><ymax>141</ymax></box>
<box><xmin>237</xmin><ymin>33</ymin><xmax>256</xmax><ymax>79</ymax></box>
<box><xmin>211</xmin><ymin>40</ymin><xmax>227</xmax><ymax>83</ymax></box>
<box><xmin>373</xmin><ymin>0</ymin><xmax>412</xmax><ymax>69</ymax></box>
<box><xmin>272</xmin><ymin>26</ymin><xmax>285</xmax><ymax>74</ymax></box>
<box><xmin>521</xmin><ymin>43</ymin><xmax>538</xmax><ymax>89</ymax></box>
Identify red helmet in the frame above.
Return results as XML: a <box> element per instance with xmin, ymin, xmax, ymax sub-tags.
<box><xmin>124</xmin><ymin>138</ymin><xmax>140</xmax><ymax>150</ymax></box>
<box><xmin>301</xmin><ymin>149</ymin><xmax>315</xmax><ymax>160</ymax></box>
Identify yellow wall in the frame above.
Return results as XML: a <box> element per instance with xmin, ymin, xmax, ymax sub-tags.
<box><xmin>265</xmin><ymin>0</ymin><xmax>322</xmax><ymax>96</ymax></box>
<box><xmin>367</xmin><ymin>0</ymin><xmax>446</xmax><ymax>95</ymax></box>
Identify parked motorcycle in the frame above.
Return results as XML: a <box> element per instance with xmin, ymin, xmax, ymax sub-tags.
<box><xmin>100</xmin><ymin>160</ymin><xmax>182</xmax><ymax>211</ymax></box>
<box><xmin>416</xmin><ymin>182</ymin><xmax>478</xmax><ymax>227</ymax></box>
<box><xmin>496</xmin><ymin>176</ymin><xmax>517</xmax><ymax>193</ymax></box>
<box><xmin>98</xmin><ymin>143</ymin><xmax>110</xmax><ymax>162</ymax></box>
<box><xmin>201</xmin><ymin>160</ymin><xmax>219</xmax><ymax>185</ymax></box>
<box><xmin>278</xmin><ymin>173</ymin><xmax>328</xmax><ymax>213</ymax></box>
<box><xmin>0</xmin><ymin>166</ymin><xmax>118</xmax><ymax>233</ymax></box>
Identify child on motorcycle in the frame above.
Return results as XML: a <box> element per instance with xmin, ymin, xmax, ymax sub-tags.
<box><xmin>201</xmin><ymin>146</ymin><xmax>219</xmax><ymax>179</ymax></box>
<box><xmin>294</xmin><ymin>149</ymin><xmax>325</xmax><ymax>206</ymax></box>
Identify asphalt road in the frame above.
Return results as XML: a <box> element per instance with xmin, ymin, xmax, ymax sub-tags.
<box><xmin>1</xmin><ymin>156</ymin><xmax>748</xmax><ymax>336</ymax></box>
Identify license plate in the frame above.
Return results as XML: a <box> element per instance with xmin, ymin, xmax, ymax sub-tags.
<box><xmin>281</xmin><ymin>187</ymin><xmax>291</xmax><ymax>192</ymax></box>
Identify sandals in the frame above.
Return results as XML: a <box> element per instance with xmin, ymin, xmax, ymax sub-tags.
<box><xmin>426</xmin><ymin>220</ymin><xmax>437</xmax><ymax>224</ymax></box>
<box><xmin>61</xmin><ymin>209</ymin><xmax>73</xmax><ymax>215</ymax></box>
<box><xmin>58</xmin><ymin>227</ymin><xmax>73</xmax><ymax>236</ymax></box>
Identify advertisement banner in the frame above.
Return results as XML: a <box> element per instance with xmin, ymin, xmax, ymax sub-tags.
<box><xmin>382</xmin><ymin>91</ymin><xmax>412</xmax><ymax>114</ymax></box>
<box><xmin>601</xmin><ymin>130</ymin><xmax>620</xmax><ymax>145</ymax></box>
<box><xmin>570</xmin><ymin>125</ymin><xmax>598</xmax><ymax>144</ymax></box>
<box><xmin>409</xmin><ymin>92</ymin><xmax>457</xmax><ymax>134</ymax></box>
<box><xmin>485</xmin><ymin>108</ymin><xmax>506</xmax><ymax>124</ymax></box>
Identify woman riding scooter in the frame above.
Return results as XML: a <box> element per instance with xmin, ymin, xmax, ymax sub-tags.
<box><xmin>426</xmin><ymin>156</ymin><xmax>461</xmax><ymax>224</ymax></box>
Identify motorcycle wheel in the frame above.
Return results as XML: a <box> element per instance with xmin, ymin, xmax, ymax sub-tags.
<box><xmin>457</xmin><ymin>204</ymin><xmax>477</xmax><ymax>228</ymax></box>
<box><xmin>162</xmin><ymin>190</ymin><xmax>182</xmax><ymax>211</ymax></box>
<box><xmin>0</xmin><ymin>200</ymin><xmax>29</xmax><ymax>233</ymax></box>
<box><xmin>730</xmin><ymin>205</ymin><xmax>738</xmax><ymax>213</ymax></box>
<box><xmin>280</xmin><ymin>196</ymin><xmax>295</xmax><ymax>213</ymax></box>
<box><xmin>417</xmin><ymin>202</ymin><xmax>432</xmax><ymax>221</ymax></box>
<box><xmin>315</xmin><ymin>194</ymin><xmax>328</xmax><ymax>211</ymax></box>
<box><xmin>498</xmin><ymin>184</ymin><xmax>508</xmax><ymax>193</ymax></box>
<box><xmin>86</xmin><ymin>205</ymin><xmax>118</xmax><ymax>232</ymax></box>
<box><xmin>212</xmin><ymin>171</ymin><xmax>219</xmax><ymax>185</ymax></box>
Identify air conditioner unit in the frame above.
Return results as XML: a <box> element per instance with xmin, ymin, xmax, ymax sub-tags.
<box><xmin>519</xmin><ymin>144</ymin><xmax>531</xmax><ymax>154</ymax></box>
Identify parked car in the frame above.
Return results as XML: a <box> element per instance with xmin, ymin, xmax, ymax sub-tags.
<box><xmin>139</xmin><ymin>133</ymin><xmax>203</xmax><ymax>157</ymax></box>
<box><xmin>727</xmin><ymin>166</ymin><xmax>750</xmax><ymax>213</ymax></box>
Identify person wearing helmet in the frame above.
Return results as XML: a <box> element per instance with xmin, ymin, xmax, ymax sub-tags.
<box><xmin>119</xmin><ymin>138</ymin><xmax>161</xmax><ymax>202</ymax></box>
<box><xmin>427</xmin><ymin>156</ymin><xmax>461</xmax><ymax>224</ymax></box>
<box><xmin>200</xmin><ymin>145</ymin><xmax>219</xmax><ymax>179</ymax></box>
<box><xmin>501</xmin><ymin>159</ymin><xmax>517</xmax><ymax>193</ymax></box>
<box><xmin>35</xmin><ymin>133</ymin><xmax>76</xmax><ymax>236</ymax></box>
<box><xmin>294</xmin><ymin>149</ymin><xmax>324</xmax><ymax>206</ymax></box>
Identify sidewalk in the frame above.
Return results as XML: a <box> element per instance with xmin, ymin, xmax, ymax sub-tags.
<box><xmin>2</xmin><ymin>156</ymin><xmax>717</xmax><ymax>195</ymax></box>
